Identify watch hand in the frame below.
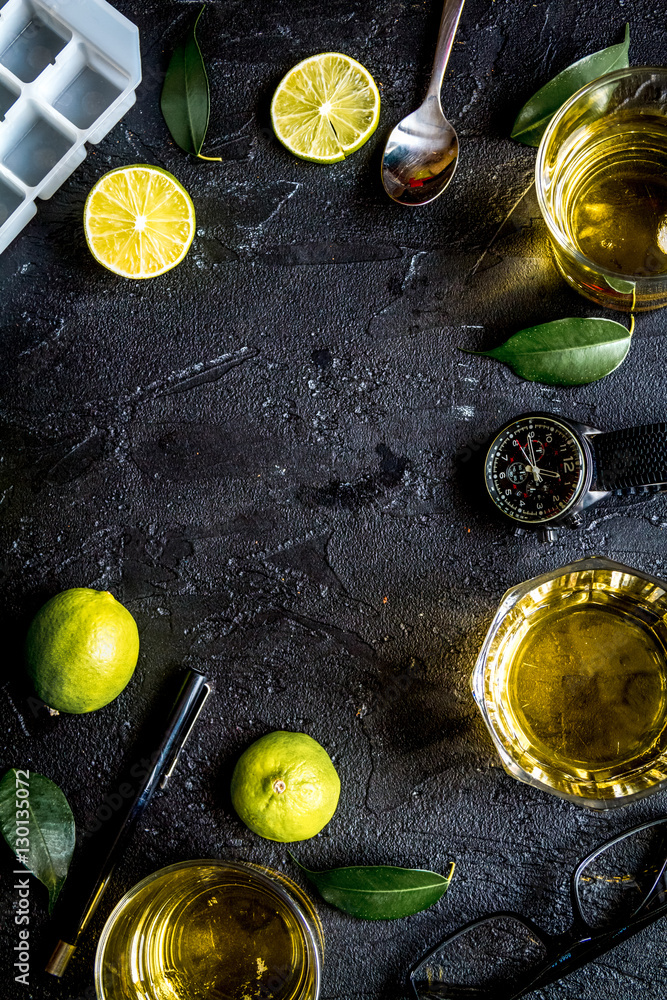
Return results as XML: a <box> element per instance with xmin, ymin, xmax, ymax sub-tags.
<box><xmin>518</xmin><ymin>443</ymin><xmax>532</xmax><ymax>465</ymax></box>
<box><xmin>527</xmin><ymin>438</ymin><xmax>541</xmax><ymax>482</ymax></box>
<box><xmin>534</xmin><ymin>468</ymin><xmax>561</xmax><ymax>479</ymax></box>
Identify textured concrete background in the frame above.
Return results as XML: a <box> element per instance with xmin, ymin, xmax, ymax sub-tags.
<box><xmin>2</xmin><ymin>1</ymin><xmax>667</xmax><ymax>998</ymax></box>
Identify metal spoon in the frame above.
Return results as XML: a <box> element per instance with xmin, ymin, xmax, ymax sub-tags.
<box><xmin>381</xmin><ymin>0</ymin><xmax>466</xmax><ymax>205</ymax></box>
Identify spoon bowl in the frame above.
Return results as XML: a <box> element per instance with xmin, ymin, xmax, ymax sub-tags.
<box><xmin>381</xmin><ymin>99</ymin><xmax>459</xmax><ymax>206</ymax></box>
<box><xmin>381</xmin><ymin>0</ymin><xmax>465</xmax><ymax>206</ymax></box>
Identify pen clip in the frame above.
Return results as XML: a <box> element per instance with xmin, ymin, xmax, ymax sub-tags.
<box><xmin>160</xmin><ymin>681</ymin><xmax>212</xmax><ymax>790</ymax></box>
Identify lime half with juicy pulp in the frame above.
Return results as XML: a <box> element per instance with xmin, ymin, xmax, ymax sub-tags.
<box><xmin>270</xmin><ymin>52</ymin><xmax>380</xmax><ymax>163</ymax></box>
<box><xmin>26</xmin><ymin>588</ymin><xmax>139</xmax><ymax>714</ymax></box>
<box><xmin>231</xmin><ymin>731</ymin><xmax>341</xmax><ymax>841</ymax></box>
<box><xmin>84</xmin><ymin>164</ymin><xmax>196</xmax><ymax>279</ymax></box>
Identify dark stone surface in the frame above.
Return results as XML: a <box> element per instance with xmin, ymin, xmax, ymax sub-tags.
<box><xmin>1</xmin><ymin>1</ymin><xmax>667</xmax><ymax>998</ymax></box>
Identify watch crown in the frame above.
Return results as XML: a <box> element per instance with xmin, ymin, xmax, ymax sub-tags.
<box><xmin>537</xmin><ymin>527</ymin><xmax>557</xmax><ymax>544</ymax></box>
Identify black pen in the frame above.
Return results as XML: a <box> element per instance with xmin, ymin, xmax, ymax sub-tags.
<box><xmin>45</xmin><ymin>667</ymin><xmax>212</xmax><ymax>977</ymax></box>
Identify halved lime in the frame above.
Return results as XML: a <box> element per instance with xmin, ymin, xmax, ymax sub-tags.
<box><xmin>270</xmin><ymin>52</ymin><xmax>380</xmax><ymax>163</ymax></box>
<box><xmin>84</xmin><ymin>165</ymin><xmax>196</xmax><ymax>279</ymax></box>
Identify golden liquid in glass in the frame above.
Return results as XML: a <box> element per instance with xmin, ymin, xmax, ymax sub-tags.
<box><xmin>96</xmin><ymin>862</ymin><xmax>322</xmax><ymax>1000</ymax></box>
<box><xmin>561</xmin><ymin>113</ymin><xmax>667</xmax><ymax>277</ymax></box>
<box><xmin>506</xmin><ymin>603</ymin><xmax>667</xmax><ymax>775</ymax></box>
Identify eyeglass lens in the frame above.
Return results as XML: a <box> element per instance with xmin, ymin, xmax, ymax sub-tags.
<box><xmin>410</xmin><ymin>915</ymin><xmax>548</xmax><ymax>998</ymax></box>
<box><xmin>575</xmin><ymin>820</ymin><xmax>667</xmax><ymax>930</ymax></box>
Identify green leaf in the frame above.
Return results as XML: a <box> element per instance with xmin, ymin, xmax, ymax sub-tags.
<box><xmin>160</xmin><ymin>5</ymin><xmax>221</xmax><ymax>161</ymax></box>
<box><xmin>511</xmin><ymin>24</ymin><xmax>630</xmax><ymax>146</ymax></box>
<box><xmin>0</xmin><ymin>770</ymin><xmax>75</xmax><ymax>913</ymax></box>
<box><xmin>291</xmin><ymin>855</ymin><xmax>455</xmax><ymax>920</ymax></box>
<box><xmin>463</xmin><ymin>317</ymin><xmax>632</xmax><ymax>386</ymax></box>
<box><xmin>605</xmin><ymin>275</ymin><xmax>636</xmax><ymax>295</ymax></box>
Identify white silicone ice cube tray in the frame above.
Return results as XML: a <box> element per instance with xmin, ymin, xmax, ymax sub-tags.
<box><xmin>0</xmin><ymin>0</ymin><xmax>141</xmax><ymax>253</ymax></box>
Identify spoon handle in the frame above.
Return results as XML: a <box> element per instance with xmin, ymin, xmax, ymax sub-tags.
<box><xmin>427</xmin><ymin>0</ymin><xmax>466</xmax><ymax>102</ymax></box>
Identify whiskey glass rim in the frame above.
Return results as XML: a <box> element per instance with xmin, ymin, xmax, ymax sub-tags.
<box><xmin>94</xmin><ymin>858</ymin><xmax>323</xmax><ymax>1000</ymax></box>
<box><xmin>535</xmin><ymin>65</ymin><xmax>667</xmax><ymax>284</ymax></box>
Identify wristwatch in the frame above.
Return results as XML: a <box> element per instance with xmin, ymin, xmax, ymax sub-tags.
<box><xmin>483</xmin><ymin>412</ymin><xmax>667</xmax><ymax>540</ymax></box>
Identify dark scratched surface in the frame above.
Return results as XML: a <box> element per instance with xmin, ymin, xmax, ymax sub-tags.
<box><xmin>2</xmin><ymin>1</ymin><xmax>667</xmax><ymax>997</ymax></box>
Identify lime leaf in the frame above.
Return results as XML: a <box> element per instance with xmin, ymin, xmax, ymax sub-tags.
<box><xmin>511</xmin><ymin>24</ymin><xmax>630</xmax><ymax>147</ymax></box>
<box><xmin>606</xmin><ymin>275</ymin><xmax>636</xmax><ymax>295</ymax></box>
<box><xmin>160</xmin><ymin>5</ymin><xmax>221</xmax><ymax>161</ymax></box>
<box><xmin>462</xmin><ymin>317</ymin><xmax>632</xmax><ymax>386</ymax></box>
<box><xmin>0</xmin><ymin>770</ymin><xmax>75</xmax><ymax>913</ymax></box>
<box><xmin>291</xmin><ymin>855</ymin><xmax>455</xmax><ymax>919</ymax></box>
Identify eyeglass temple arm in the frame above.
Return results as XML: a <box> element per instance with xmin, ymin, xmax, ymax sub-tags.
<box><xmin>512</xmin><ymin>900</ymin><xmax>667</xmax><ymax>1000</ymax></box>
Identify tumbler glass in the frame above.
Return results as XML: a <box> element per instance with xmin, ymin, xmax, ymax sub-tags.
<box><xmin>95</xmin><ymin>859</ymin><xmax>323</xmax><ymax>1000</ymax></box>
<box><xmin>536</xmin><ymin>68</ymin><xmax>667</xmax><ymax>311</ymax></box>
<box><xmin>472</xmin><ymin>556</ymin><xmax>667</xmax><ymax>809</ymax></box>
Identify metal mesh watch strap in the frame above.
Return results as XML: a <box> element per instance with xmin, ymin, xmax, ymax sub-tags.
<box><xmin>593</xmin><ymin>423</ymin><xmax>667</xmax><ymax>492</ymax></box>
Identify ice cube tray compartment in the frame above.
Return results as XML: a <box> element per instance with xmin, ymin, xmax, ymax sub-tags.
<box><xmin>2</xmin><ymin>102</ymin><xmax>75</xmax><ymax>185</ymax></box>
<box><xmin>0</xmin><ymin>170</ymin><xmax>23</xmax><ymax>222</ymax></box>
<box><xmin>46</xmin><ymin>45</ymin><xmax>127</xmax><ymax>131</ymax></box>
<box><xmin>0</xmin><ymin>0</ymin><xmax>70</xmax><ymax>82</ymax></box>
<box><xmin>0</xmin><ymin>72</ymin><xmax>18</xmax><ymax>118</ymax></box>
<box><xmin>0</xmin><ymin>0</ymin><xmax>141</xmax><ymax>253</ymax></box>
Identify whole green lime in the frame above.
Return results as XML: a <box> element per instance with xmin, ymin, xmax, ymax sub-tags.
<box><xmin>231</xmin><ymin>731</ymin><xmax>340</xmax><ymax>842</ymax></box>
<box><xmin>26</xmin><ymin>589</ymin><xmax>139</xmax><ymax>714</ymax></box>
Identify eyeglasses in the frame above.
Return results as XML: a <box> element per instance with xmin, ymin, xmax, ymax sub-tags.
<box><xmin>409</xmin><ymin>816</ymin><xmax>667</xmax><ymax>999</ymax></box>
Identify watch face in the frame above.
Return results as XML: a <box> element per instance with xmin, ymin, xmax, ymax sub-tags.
<box><xmin>485</xmin><ymin>416</ymin><xmax>587</xmax><ymax>524</ymax></box>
